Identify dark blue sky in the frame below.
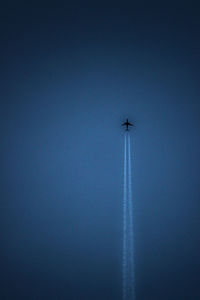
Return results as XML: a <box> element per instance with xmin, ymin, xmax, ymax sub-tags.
<box><xmin>1</xmin><ymin>2</ymin><xmax>200</xmax><ymax>299</ymax></box>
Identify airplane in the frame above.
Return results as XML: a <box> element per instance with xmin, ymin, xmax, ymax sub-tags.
<box><xmin>122</xmin><ymin>118</ymin><xmax>134</xmax><ymax>131</ymax></box>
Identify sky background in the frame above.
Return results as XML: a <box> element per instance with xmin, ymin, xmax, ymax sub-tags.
<box><xmin>1</xmin><ymin>1</ymin><xmax>200</xmax><ymax>299</ymax></box>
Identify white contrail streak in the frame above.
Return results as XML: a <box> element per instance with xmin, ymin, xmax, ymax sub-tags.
<box><xmin>122</xmin><ymin>132</ymin><xmax>135</xmax><ymax>300</ymax></box>
<box><xmin>123</xmin><ymin>133</ymin><xmax>127</xmax><ymax>300</ymax></box>
<box><xmin>128</xmin><ymin>133</ymin><xmax>135</xmax><ymax>299</ymax></box>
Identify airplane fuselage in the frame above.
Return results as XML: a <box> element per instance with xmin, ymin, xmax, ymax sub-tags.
<box><xmin>122</xmin><ymin>118</ymin><xmax>133</xmax><ymax>131</ymax></box>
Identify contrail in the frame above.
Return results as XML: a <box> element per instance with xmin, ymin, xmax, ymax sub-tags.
<box><xmin>128</xmin><ymin>133</ymin><xmax>135</xmax><ymax>299</ymax></box>
<box><xmin>122</xmin><ymin>132</ymin><xmax>135</xmax><ymax>300</ymax></box>
<box><xmin>122</xmin><ymin>132</ymin><xmax>128</xmax><ymax>300</ymax></box>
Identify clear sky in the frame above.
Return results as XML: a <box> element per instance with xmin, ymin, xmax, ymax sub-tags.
<box><xmin>1</xmin><ymin>1</ymin><xmax>200</xmax><ymax>299</ymax></box>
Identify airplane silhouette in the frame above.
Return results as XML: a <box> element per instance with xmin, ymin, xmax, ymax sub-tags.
<box><xmin>122</xmin><ymin>118</ymin><xmax>134</xmax><ymax>131</ymax></box>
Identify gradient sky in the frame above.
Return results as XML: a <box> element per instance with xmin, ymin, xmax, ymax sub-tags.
<box><xmin>1</xmin><ymin>2</ymin><xmax>200</xmax><ymax>299</ymax></box>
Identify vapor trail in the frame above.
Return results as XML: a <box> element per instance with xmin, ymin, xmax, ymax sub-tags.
<box><xmin>128</xmin><ymin>133</ymin><xmax>135</xmax><ymax>299</ymax></box>
<box><xmin>122</xmin><ymin>132</ymin><xmax>135</xmax><ymax>300</ymax></box>
<box><xmin>122</xmin><ymin>133</ymin><xmax>128</xmax><ymax>300</ymax></box>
